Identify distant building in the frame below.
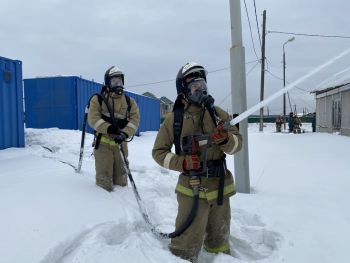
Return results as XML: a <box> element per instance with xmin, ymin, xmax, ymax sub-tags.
<box><xmin>142</xmin><ymin>92</ymin><xmax>158</xmax><ymax>100</ymax></box>
<box><xmin>312</xmin><ymin>82</ymin><xmax>350</xmax><ymax>136</ymax></box>
<box><xmin>160</xmin><ymin>96</ymin><xmax>174</xmax><ymax>117</ymax></box>
<box><xmin>143</xmin><ymin>92</ymin><xmax>174</xmax><ymax>119</ymax></box>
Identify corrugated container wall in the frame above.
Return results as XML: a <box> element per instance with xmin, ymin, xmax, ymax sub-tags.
<box><xmin>124</xmin><ymin>91</ymin><xmax>160</xmax><ymax>134</ymax></box>
<box><xmin>24</xmin><ymin>76</ymin><xmax>160</xmax><ymax>135</ymax></box>
<box><xmin>24</xmin><ymin>77</ymin><xmax>101</xmax><ymax>132</ymax></box>
<box><xmin>0</xmin><ymin>56</ymin><xmax>25</xmax><ymax>150</ymax></box>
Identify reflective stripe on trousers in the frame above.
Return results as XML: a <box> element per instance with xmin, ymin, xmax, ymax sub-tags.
<box><xmin>204</xmin><ymin>242</ymin><xmax>230</xmax><ymax>253</ymax></box>
<box><xmin>100</xmin><ymin>136</ymin><xmax>119</xmax><ymax>146</ymax></box>
<box><xmin>175</xmin><ymin>183</ymin><xmax>235</xmax><ymax>201</ymax></box>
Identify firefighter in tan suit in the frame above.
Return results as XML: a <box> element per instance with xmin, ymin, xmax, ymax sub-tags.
<box><xmin>293</xmin><ymin>115</ymin><xmax>302</xmax><ymax>133</ymax></box>
<box><xmin>152</xmin><ymin>62</ymin><xmax>243</xmax><ymax>261</ymax></box>
<box><xmin>88</xmin><ymin>66</ymin><xmax>140</xmax><ymax>191</ymax></box>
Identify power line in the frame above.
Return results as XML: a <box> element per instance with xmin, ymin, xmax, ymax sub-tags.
<box><xmin>265</xmin><ymin>69</ymin><xmax>311</xmax><ymax>93</ymax></box>
<box><xmin>127</xmin><ymin>78</ymin><xmax>174</xmax><ymax>88</ymax></box>
<box><xmin>265</xmin><ymin>69</ymin><xmax>283</xmax><ymax>81</ymax></box>
<box><xmin>216</xmin><ymin>60</ymin><xmax>260</xmax><ymax>106</ymax></box>
<box><xmin>252</xmin><ymin>0</ymin><xmax>262</xmax><ymax>48</ymax></box>
<box><xmin>265</xmin><ymin>57</ymin><xmax>280</xmax><ymax>69</ymax></box>
<box><xmin>217</xmin><ymin>92</ymin><xmax>231</xmax><ymax>106</ymax></box>
<box><xmin>291</xmin><ymin>88</ymin><xmax>316</xmax><ymax>109</ymax></box>
<box><xmin>247</xmin><ymin>60</ymin><xmax>260</xmax><ymax>75</ymax></box>
<box><xmin>264</xmin><ymin>69</ymin><xmax>315</xmax><ymax>111</ymax></box>
<box><xmin>243</xmin><ymin>0</ymin><xmax>260</xmax><ymax>61</ymax></box>
<box><xmin>127</xmin><ymin>60</ymin><xmax>260</xmax><ymax>89</ymax></box>
<box><xmin>267</xmin><ymin>30</ymin><xmax>350</xmax><ymax>39</ymax></box>
<box><xmin>246</xmin><ymin>59</ymin><xmax>261</xmax><ymax>64</ymax></box>
<box><xmin>207</xmin><ymin>67</ymin><xmax>230</xmax><ymax>73</ymax></box>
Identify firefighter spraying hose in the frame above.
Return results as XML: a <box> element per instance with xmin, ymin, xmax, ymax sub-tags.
<box><xmin>76</xmin><ymin>49</ymin><xmax>350</xmax><ymax>252</ymax></box>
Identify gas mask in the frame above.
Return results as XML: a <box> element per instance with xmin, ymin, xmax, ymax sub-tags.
<box><xmin>109</xmin><ymin>76</ymin><xmax>124</xmax><ymax>95</ymax></box>
<box><xmin>186</xmin><ymin>78</ymin><xmax>211</xmax><ymax>106</ymax></box>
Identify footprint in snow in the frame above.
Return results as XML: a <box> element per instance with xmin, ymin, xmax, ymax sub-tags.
<box><xmin>230</xmin><ymin>209</ymin><xmax>281</xmax><ymax>261</ymax></box>
<box><xmin>39</xmin><ymin>221</ymin><xmax>182</xmax><ymax>263</ymax></box>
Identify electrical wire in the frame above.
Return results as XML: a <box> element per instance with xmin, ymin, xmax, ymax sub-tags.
<box><xmin>127</xmin><ymin>78</ymin><xmax>174</xmax><ymax>88</ymax></box>
<box><xmin>252</xmin><ymin>0</ymin><xmax>262</xmax><ymax>48</ymax></box>
<box><xmin>265</xmin><ymin>69</ymin><xmax>312</xmax><ymax>93</ymax></box>
<box><xmin>267</xmin><ymin>30</ymin><xmax>350</xmax><ymax>39</ymax></box>
<box><xmin>216</xmin><ymin>60</ymin><xmax>260</xmax><ymax>106</ymax></box>
<box><xmin>243</xmin><ymin>0</ymin><xmax>260</xmax><ymax>61</ymax></box>
<box><xmin>246</xmin><ymin>60</ymin><xmax>260</xmax><ymax>75</ymax></box>
<box><xmin>265</xmin><ymin>69</ymin><xmax>283</xmax><ymax>81</ymax></box>
<box><xmin>127</xmin><ymin>59</ymin><xmax>260</xmax><ymax>89</ymax></box>
<box><xmin>265</xmin><ymin>69</ymin><xmax>315</xmax><ymax>112</ymax></box>
<box><xmin>265</xmin><ymin>57</ymin><xmax>280</xmax><ymax>69</ymax></box>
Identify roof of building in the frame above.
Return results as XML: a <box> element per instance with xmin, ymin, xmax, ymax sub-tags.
<box><xmin>142</xmin><ymin>92</ymin><xmax>158</xmax><ymax>99</ymax></box>
<box><xmin>159</xmin><ymin>96</ymin><xmax>174</xmax><ymax>104</ymax></box>
<box><xmin>312</xmin><ymin>82</ymin><xmax>350</xmax><ymax>96</ymax></box>
<box><xmin>312</xmin><ymin>68</ymin><xmax>350</xmax><ymax>95</ymax></box>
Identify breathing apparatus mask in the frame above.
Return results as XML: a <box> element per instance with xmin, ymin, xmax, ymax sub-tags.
<box><xmin>109</xmin><ymin>76</ymin><xmax>124</xmax><ymax>95</ymax></box>
<box><xmin>184</xmin><ymin>73</ymin><xmax>214</xmax><ymax>107</ymax></box>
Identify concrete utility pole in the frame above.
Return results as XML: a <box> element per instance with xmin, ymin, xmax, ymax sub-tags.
<box><xmin>229</xmin><ymin>0</ymin><xmax>250</xmax><ymax>193</ymax></box>
<box><xmin>259</xmin><ymin>10</ymin><xmax>267</xmax><ymax>132</ymax></box>
<box><xmin>283</xmin><ymin>37</ymin><xmax>295</xmax><ymax>129</ymax></box>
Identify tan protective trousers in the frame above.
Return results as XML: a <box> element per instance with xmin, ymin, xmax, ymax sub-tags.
<box><xmin>169</xmin><ymin>194</ymin><xmax>231</xmax><ymax>262</ymax></box>
<box><xmin>94</xmin><ymin>142</ymin><xmax>128</xmax><ymax>191</ymax></box>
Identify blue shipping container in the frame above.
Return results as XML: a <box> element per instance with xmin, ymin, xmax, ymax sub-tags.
<box><xmin>0</xmin><ymin>56</ymin><xmax>25</xmax><ymax>150</ymax></box>
<box><xmin>125</xmin><ymin>91</ymin><xmax>160</xmax><ymax>134</ymax></box>
<box><xmin>24</xmin><ymin>76</ymin><xmax>160</xmax><ymax>135</ymax></box>
<box><xmin>24</xmin><ymin>77</ymin><xmax>101</xmax><ymax>132</ymax></box>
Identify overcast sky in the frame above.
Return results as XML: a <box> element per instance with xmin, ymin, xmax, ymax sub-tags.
<box><xmin>1</xmin><ymin>0</ymin><xmax>350</xmax><ymax>114</ymax></box>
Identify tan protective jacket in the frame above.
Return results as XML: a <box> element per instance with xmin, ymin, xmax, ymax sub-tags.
<box><xmin>87</xmin><ymin>91</ymin><xmax>140</xmax><ymax>145</ymax></box>
<box><xmin>152</xmin><ymin>104</ymin><xmax>243</xmax><ymax>201</ymax></box>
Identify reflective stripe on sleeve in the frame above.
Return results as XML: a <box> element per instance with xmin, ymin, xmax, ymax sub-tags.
<box><xmin>126</xmin><ymin>122</ymin><xmax>137</xmax><ymax>131</ymax></box>
<box><xmin>163</xmin><ymin>153</ymin><xmax>175</xmax><ymax>169</ymax></box>
<box><xmin>116</xmin><ymin>113</ymin><xmax>125</xmax><ymax>119</ymax></box>
<box><xmin>227</xmin><ymin>134</ymin><xmax>239</xmax><ymax>154</ymax></box>
<box><xmin>93</xmin><ymin>119</ymin><xmax>107</xmax><ymax>130</ymax></box>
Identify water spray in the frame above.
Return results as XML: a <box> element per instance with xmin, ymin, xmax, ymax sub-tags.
<box><xmin>231</xmin><ymin>48</ymin><xmax>350</xmax><ymax>126</ymax></box>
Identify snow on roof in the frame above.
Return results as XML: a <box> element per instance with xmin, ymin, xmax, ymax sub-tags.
<box><xmin>312</xmin><ymin>66</ymin><xmax>350</xmax><ymax>94</ymax></box>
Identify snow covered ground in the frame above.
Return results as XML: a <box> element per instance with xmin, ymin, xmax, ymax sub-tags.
<box><xmin>1</xmin><ymin>123</ymin><xmax>349</xmax><ymax>263</ymax></box>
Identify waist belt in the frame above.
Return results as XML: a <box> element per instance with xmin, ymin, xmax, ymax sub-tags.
<box><xmin>205</xmin><ymin>158</ymin><xmax>227</xmax><ymax>178</ymax></box>
<box><xmin>183</xmin><ymin>156</ymin><xmax>227</xmax><ymax>206</ymax></box>
<box><xmin>184</xmin><ymin>157</ymin><xmax>227</xmax><ymax>178</ymax></box>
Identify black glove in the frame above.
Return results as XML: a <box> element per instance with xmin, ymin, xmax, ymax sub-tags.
<box><xmin>107</xmin><ymin>125</ymin><xmax>119</xmax><ymax>135</ymax></box>
<box><xmin>232</xmin><ymin>113</ymin><xmax>239</xmax><ymax>130</ymax></box>
<box><xmin>114</xmin><ymin>132</ymin><xmax>128</xmax><ymax>144</ymax></box>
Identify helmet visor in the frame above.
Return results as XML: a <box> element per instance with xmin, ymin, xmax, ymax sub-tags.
<box><xmin>110</xmin><ymin>76</ymin><xmax>123</xmax><ymax>88</ymax></box>
<box><xmin>184</xmin><ymin>71</ymin><xmax>204</xmax><ymax>84</ymax></box>
<box><xmin>187</xmin><ymin>78</ymin><xmax>208</xmax><ymax>95</ymax></box>
<box><xmin>186</xmin><ymin>78</ymin><xmax>209</xmax><ymax>105</ymax></box>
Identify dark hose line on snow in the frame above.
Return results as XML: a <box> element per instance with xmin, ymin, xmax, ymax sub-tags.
<box><xmin>119</xmin><ymin>143</ymin><xmax>198</xmax><ymax>239</ymax></box>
